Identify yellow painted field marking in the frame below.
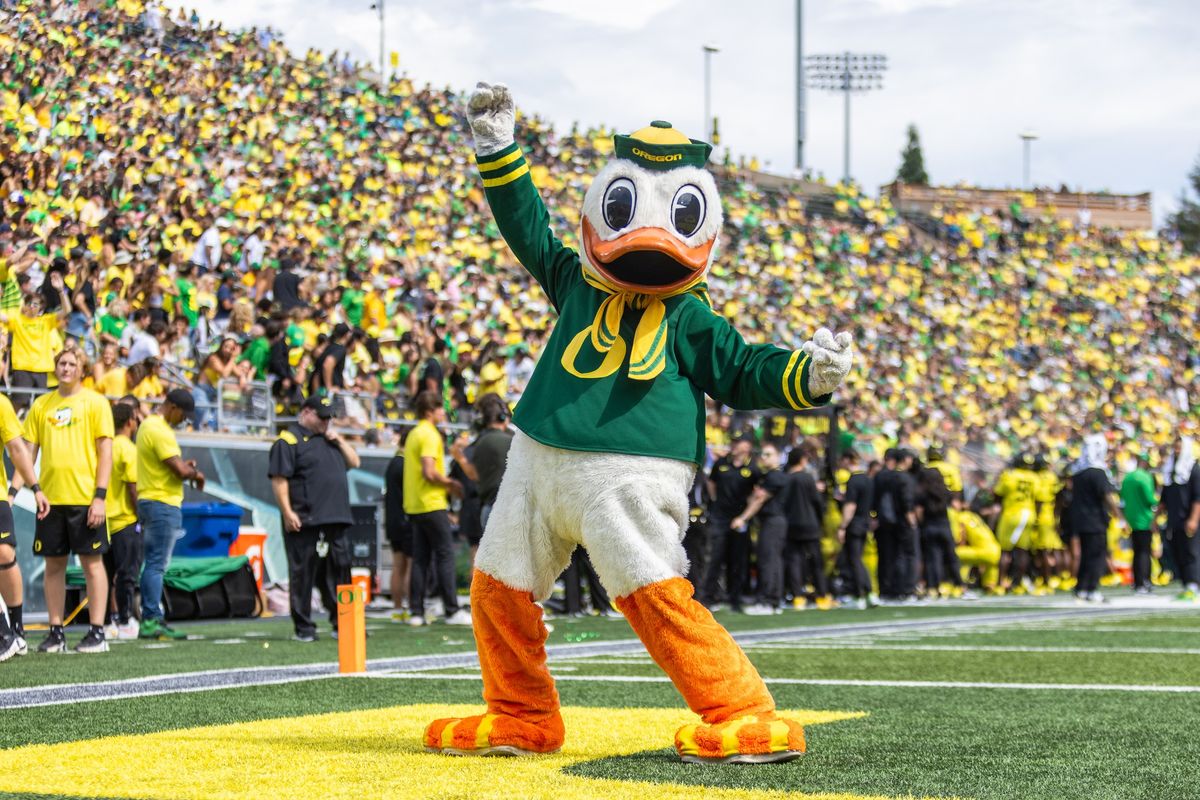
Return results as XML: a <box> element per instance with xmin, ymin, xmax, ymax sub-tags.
<box><xmin>0</xmin><ymin>705</ymin><xmax>904</xmax><ymax>800</ymax></box>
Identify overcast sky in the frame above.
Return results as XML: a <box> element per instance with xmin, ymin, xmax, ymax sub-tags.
<box><xmin>180</xmin><ymin>0</ymin><xmax>1199</xmax><ymax>224</ymax></box>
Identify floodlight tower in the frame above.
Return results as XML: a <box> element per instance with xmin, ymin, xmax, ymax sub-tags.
<box><xmin>805</xmin><ymin>52</ymin><xmax>887</xmax><ymax>183</ymax></box>
<box><xmin>702</xmin><ymin>44</ymin><xmax>720</xmax><ymax>144</ymax></box>
<box><xmin>1020</xmin><ymin>131</ymin><xmax>1038</xmax><ymax>189</ymax></box>
<box><xmin>370</xmin><ymin>0</ymin><xmax>385</xmax><ymax>89</ymax></box>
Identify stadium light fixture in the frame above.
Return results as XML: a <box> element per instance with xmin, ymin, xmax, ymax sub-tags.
<box><xmin>370</xmin><ymin>0</ymin><xmax>385</xmax><ymax>89</ymax></box>
<box><xmin>805</xmin><ymin>51</ymin><xmax>888</xmax><ymax>182</ymax></box>
<box><xmin>702</xmin><ymin>45</ymin><xmax>720</xmax><ymax>146</ymax></box>
<box><xmin>1020</xmin><ymin>131</ymin><xmax>1038</xmax><ymax>189</ymax></box>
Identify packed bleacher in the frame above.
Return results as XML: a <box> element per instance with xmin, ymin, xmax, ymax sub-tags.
<box><xmin>1</xmin><ymin>0</ymin><xmax>1198</xmax><ymax>474</ymax></box>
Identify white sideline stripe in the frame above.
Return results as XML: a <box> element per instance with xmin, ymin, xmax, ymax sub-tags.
<box><xmin>1037</xmin><ymin>626</ymin><xmax>1200</xmax><ymax>634</ymax></box>
<box><xmin>743</xmin><ymin>643</ymin><xmax>1200</xmax><ymax>655</ymax></box>
<box><xmin>366</xmin><ymin>672</ymin><xmax>1200</xmax><ymax>694</ymax></box>
<box><xmin>0</xmin><ymin>606</ymin><xmax>1155</xmax><ymax>709</ymax></box>
<box><xmin>2</xmin><ymin>674</ymin><xmax>340</xmax><ymax>709</ymax></box>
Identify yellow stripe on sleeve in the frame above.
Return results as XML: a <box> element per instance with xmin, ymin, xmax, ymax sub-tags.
<box><xmin>780</xmin><ymin>349</ymin><xmax>803</xmax><ymax>411</ymax></box>
<box><xmin>481</xmin><ymin>163</ymin><xmax>529</xmax><ymax>188</ymax></box>
<box><xmin>476</xmin><ymin>148</ymin><xmax>524</xmax><ymax>171</ymax></box>
<box><xmin>793</xmin><ymin>353</ymin><xmax>813</xmax><ymax>408</ymax></box>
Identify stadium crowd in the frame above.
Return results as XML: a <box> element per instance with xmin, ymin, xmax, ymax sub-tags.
<box><xmin>0</xmin><ymin>0</ymin><xmax>1199</xmax><ymax>653</ymax></box>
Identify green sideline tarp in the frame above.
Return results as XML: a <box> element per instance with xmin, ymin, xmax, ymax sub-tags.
<box><xmin>66</xmin><ymin>556</ymin><xmax>249</xmax><ymax>592</ymax></box>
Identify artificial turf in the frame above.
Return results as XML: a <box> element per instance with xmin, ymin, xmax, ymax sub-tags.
<box><xmin>3</xmin><ymin>605</ymin><xmax>1199</xmax><ymax>799</ymax></box>
<box><xmin>1</xmin><ymin>603</ymin><xmax>1035</xmax><ymax>690</ymax></box>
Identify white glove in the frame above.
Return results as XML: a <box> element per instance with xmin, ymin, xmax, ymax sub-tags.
<box><xmin>466</xmin><ymin>82</ymin><xmax>516</xmax><ymax>156</ymax></box>
<box><xmin>801</xmin><ymin>328</ymin><xmax>854</xmax><ymax>398</ymax></box>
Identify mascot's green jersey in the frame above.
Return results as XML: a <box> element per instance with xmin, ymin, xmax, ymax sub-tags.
<box><xmin>477</xmin><ymin>141</ymin><xmax>829</xmax><ymax>466</ymax></box>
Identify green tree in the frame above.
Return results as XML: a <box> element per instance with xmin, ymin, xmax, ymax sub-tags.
<box><xmin>1169</xmin><ymin>154</ymin><xmax>1200</xmax><ymax>253</ymax></box>
<box><xmin>896</xmin><ymin>124</ymin><xmax>929</xmax><ymax>185</ymax></box>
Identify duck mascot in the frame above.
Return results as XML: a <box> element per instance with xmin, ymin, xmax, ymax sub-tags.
<box><xmin>423</xmin><ymin>83</ymin><xmax>855</xmax><ymax>764</ymax></box>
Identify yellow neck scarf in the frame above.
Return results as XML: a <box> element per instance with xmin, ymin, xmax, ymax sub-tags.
<box><xmin>560</xmin><ymin>270</ymin><xmax>711</xmax><ymax>382</ymax></box>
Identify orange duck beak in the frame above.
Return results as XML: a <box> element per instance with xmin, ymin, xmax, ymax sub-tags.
<box><xmin>582</xmin><ymin>217</ymin><xmax>714</xmax><ymax>294</ymax></box>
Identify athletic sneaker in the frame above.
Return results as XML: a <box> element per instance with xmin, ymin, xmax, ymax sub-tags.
<box><xmin>292</xmin><ymin>632</ymin><xmax>318</xmax><ymax>643</ymax></box>
<box><xmin>960</xmin><ymin>589</ymin><xmax>979</xmax><ymax>601</ymax></box>
<box><xmin>407</xmin><ymin>615</ymin><xmax>426</xmax><ymax>627</ymax></box>
<box><xmin>0</xmin><ymin>631</ymin><xmax>20</xmax><ymax>663</ymax></box>
<box><xmin>116</xmin><ymin>620</ymin><xmax>140</xmax><ymax>640</ymax></box>
<box><xmin>1176</xmin><ymin>589</ymin><xmax>1198</xmax><ymax>603</ymax></box>
<box><xmin>75</xmin><ymin>628</ymin><xmax>109</xmax><ymax>654</ymax></box>
<box><xmin>742</xmin><ymin>603</ymin><xmax>779</xmax><ymax>616</ymax></box>
<box><xmin>390</xmin><ymin>609</ymin><xmax>410</xmax><ymax>623</ymax></box>
<box><xmin>104</xmin><ymin>622</ymin><xmax>120</xmax><ymax>640</ymax></box>
<box><xmin>37</xmin><ymin>629</ymin><xmax>67</xmax><ymax>653</ymax></box>
<box><xmin>139</xmin><ymin>618</ymin><xmax>186</xmax><ymax>640</ymax></box>
<box><xmin>444</xmin><ymin>609</ymin><xmax>473</xmax><ymax>626</ymax></box>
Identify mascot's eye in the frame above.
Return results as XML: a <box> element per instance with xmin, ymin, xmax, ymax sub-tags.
<box><xmin>671</xmin><ymin>185</ymin><xmax>706</xmax><ymax>237</ymax></box>
<box><xmin>602</xmin><ymin>178</ymin><xmax>636</xmax><ymax>230</ymax></box>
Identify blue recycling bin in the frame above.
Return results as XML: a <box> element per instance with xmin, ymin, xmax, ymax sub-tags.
<box><xmin>176</xmin><ymin>503</ymin><xmax>244</xmax><ymax>558</ymax></box>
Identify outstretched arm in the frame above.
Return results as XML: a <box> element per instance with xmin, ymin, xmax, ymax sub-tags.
<box><xmin>466</xmin><ymin>83</ymin><xmax>579</xmax><ymax>309</ymax></box>
<box><xmin>675</xmin><ymin>298</ymin><xmax>853</xmax><ymax>411</ymax></box>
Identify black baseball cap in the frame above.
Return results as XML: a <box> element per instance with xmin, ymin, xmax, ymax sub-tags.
<box><xmin>165</xmin><ymin>388</ymin><xmax>195</xmax><ymax>413</ymax></box>
<box><xmin>302</xmin><ymin>395</ymin><xmax>335</xmax><ymax>419</ymax></box>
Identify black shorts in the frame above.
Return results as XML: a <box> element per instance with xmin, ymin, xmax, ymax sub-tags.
<box><xmin>34</xmin><ymin>505</ymin><xmax>109</xmax><ymax>557</ymax></box>
<box><xmin>0</xmin><ymin>500</ymin><xmax>14</xmax><ymax>550</ymax></box>
<box><xmin>387</xmin><ymin>520</ymin><xmax>414</xmax><ymax>556</ymax></box>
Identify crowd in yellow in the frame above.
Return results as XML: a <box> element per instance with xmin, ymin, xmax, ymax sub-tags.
<box><xmin>1</xmin><ymin>0</ymin><xmax>1198</xmax><ymax>474</ymax></box>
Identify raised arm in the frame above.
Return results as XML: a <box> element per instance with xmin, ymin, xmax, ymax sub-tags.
<box><xmin>466</xmin><ymin>83</ymin><xmax>579</xmax><ymax>309</ymax></box>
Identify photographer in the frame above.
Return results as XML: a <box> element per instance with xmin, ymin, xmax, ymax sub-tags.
<box><xmin>450</xmin><ymin>393</ymin><xmax>514</xmax><ymax>532</ymax></box>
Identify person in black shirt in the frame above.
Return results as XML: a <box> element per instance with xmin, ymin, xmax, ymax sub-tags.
<box><xmin>421</xmin><ymin>336</ymin><xmax>447</xmax><ymax>395</ymax></box>
<box><xmin>272</xmin><ymin>257</ymin><xmax>304</xmax><ymax>313</ymax></box>
<box><xmin>835</xmin><ymin>450</ymin><xmax>875</xmax><ymax>608</ymax></box>
<box><xmin>384</xmin><ymin>438</ymin><xmax>413</xmax><ymax>622</ymax></box>
<box><xmin>1160</xmin><ymin>436</ymin><xmax>1200</xmax><ymax>598</ymax></box>
<box><xmin>915</xmin><ymin>461</ymin><xmax>964</xmax><ymax>597</ymax></box>
<box><xmin>268</xmin><ymin>396</ymin><xmax>361</xmax><ymax>641</ymax></box>
<box><xmin>873</xmin><ymin>449</ymin><xmax>917</xmax><ymax>600</ymax></box>
<box><xmin>781</xmin><ymin>445</ymin><xmax>828</xmax><ymax>607</ymax></box>
<box><xmin>699</xmin><ymin>439</ymin><xmax>760</xmax><ymax>612</ymax></box>
<box><xmin>1068</xmin><ymin>434</ymin><xmax>1116</xmax><ymax>602</ymax></box>
<box><xmin>315</xmin><ymin>323</ymin><xmax>352</xmax><ymax>394</ymax></box>
<box><xmin>731</xmin><ymin>443</ymin><xmax>788</xmax><ymax>615</ymax></box>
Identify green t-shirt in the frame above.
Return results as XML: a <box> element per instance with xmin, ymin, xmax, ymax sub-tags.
<box><xmin>477</xmin><ymin>142</ymin><xmax>828</xmax><ymax>465</ymax></box>
<box><xmin>239</xmin><ymin>336</ymin><xmax>270</xmax><ymax>381</ymax></box>
<box><xmin>176</xmin><ymin>278</ymin><xmax>198</xmax><ymax>326</ymax></box>
<box><xmin>1120</xmin><ymin>469</ymin><xmax>1157</xmax><ymax>531</ymax></box>
<box><xmin>341</xmin><ymin>288</ymin><xmax>365</xmax><ymax>327</ymax></box>
<box><xmin>99</xmin><ymin>313</ymin><xmax>127</xmax><ymax>341</ymax></box>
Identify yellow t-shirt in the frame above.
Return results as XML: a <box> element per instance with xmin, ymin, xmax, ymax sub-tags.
<box><xmin>23</xmin><ymin>388</ymin><xmax>115</xmax><ymax>505</ymax></box>
<box><xmin>402</xmin><ymin>419</ymin><xmax>447</xmax><ymax>514</ymax></box>
<box><xmin>107</xmin><ymin>434</ymin><xmax>138</xmax><ymax>532</ymax></box>
<box><xmin>96</xmin><ymin>366</ymin><xmax>128</xmax><ymax>398</ymax></box>
<box><xmin>136</xmin><ymin>414</ymin><xmax>184</xmax><ymax>507</ymax></box>
<box><xmin>131</xmin><ymin>374</ymin><xmax>164</xmax><ymax>400</ymax></box>
<box><xmin>7</xmin><ymin>312</ymin><xmax>58</xmax><ymax>373</ymax></box>
<box><xmin>0</xmin><ymin>394</ymin><xmax>23</xmax><ymax>496</ymax></box>
<box><xmin>477</xmin><ymin>361</ymin><xmax>508</xmax><ymax>400</ymax></box>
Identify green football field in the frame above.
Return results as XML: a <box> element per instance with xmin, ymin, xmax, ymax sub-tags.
<box><xmin>2</xmin><ymin>598</ymin><xmax>1199</xmax><ymax>800</ymax></box>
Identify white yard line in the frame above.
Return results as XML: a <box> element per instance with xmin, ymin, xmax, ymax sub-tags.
<box><xmin>0</xmin><ymin>605</ymin><xmax>1158</xmax><ymax>709</ymax></box>
<box><xmin>366</xmin><ymin>672</ymin><xmax>1200</xmax><ymax>694</ymax></box>
<box><xmin>742</xmin><ymin>643</ymin><xmax>1200</xmax><ymax>655</ymax></box>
